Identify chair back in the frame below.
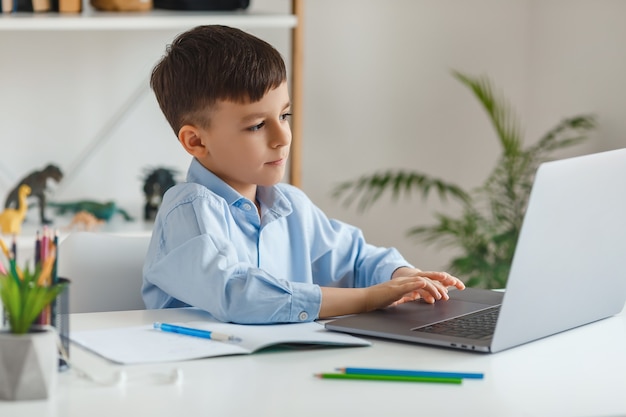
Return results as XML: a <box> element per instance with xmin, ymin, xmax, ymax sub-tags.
<box><xmin>57</xmin><ymin>232</ymin><xmax>150</xmax><ymax>313</ymax></box>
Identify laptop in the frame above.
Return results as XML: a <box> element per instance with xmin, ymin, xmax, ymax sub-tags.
<box><xmin>325</xmin><ymin>148</ymin><xmax>626</xmax><ymax>353</ymax></box>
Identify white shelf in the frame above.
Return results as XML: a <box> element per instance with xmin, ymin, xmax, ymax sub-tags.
<box><xmin>0</xmin><ymin>1</ymin><xmax>304</xmax><ymax>187</ymax></box>
<box><xmin>0</xmin><ymin>9</ymin><xmax>297</xmax><ymax>31</ymax></box>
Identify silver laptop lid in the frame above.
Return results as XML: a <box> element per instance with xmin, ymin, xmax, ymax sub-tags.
<box><xmin>491</xmin><ymin>148</ymin><xmax>626</xmax><ymax>352</ymax></box>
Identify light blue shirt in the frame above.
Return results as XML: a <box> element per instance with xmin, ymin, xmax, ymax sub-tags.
<box><xmin>142</xmin><ymin>158</ymin><xmax>410</xmax><ymax>324</ymax></box>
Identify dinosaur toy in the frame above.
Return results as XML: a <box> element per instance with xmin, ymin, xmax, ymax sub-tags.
<box><xmin>63</xmin><ymin>210</ymin><xmax>106</xmax><ymax>231</ymax></box>
<box><xmin>142</xmin><ymin>167</ymin><xmax>178</xmax><ymax>221</ymax></box>
<box><xmin>48</xmin><ymin>200</ymin><xmax>134</xmax><ymax>222</ymax></box>
<box><xmin>0</xmin><ymin>184</ymin><xmax>31</xmax><ymax>235</ymax></box>
<box><xmin>4</xmin><ymin>164</ymin><xmax>63</xmax><ymax>225</ymax></box>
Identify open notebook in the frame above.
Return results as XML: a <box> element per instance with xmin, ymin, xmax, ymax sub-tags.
<box><xmin>71</xmin><ymin>319</ymin><xmax>370</xmax><ymax>364</ymax></box>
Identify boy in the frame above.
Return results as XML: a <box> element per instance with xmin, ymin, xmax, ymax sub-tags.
<box><xmin>143</xmin><ymin>25</ymin><xmax>464</xmax><ymax>324</ymax></box>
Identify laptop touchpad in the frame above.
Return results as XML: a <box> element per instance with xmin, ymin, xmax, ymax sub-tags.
<box><xmin>386</xmin><ymin>299</ymin><xmax>492</xmax><ymax>328</ymax></box>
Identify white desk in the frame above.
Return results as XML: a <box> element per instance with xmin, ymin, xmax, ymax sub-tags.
<box><xmin>2</xmin><ymin>307</ymin><xmax>626</xmax><ymax>417</ymax></box>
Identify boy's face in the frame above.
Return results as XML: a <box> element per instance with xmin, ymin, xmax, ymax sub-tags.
<box><xmin>182</xmin><ymin>82</ymin><xmax>291</xmax><ymax>200</ymax></box>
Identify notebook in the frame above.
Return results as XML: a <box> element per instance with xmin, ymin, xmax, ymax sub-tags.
<box><xmin>326</xmin><ymin>148</ymin><xmax>626</xmax><ymax>353</ymax></box>
<box><xmin>71</xmin><ymin>319</ymin><xmax>371</xmax><ymax>364</ymax></box>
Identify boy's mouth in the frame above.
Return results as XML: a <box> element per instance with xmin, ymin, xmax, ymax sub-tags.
<box><xmin>266</xmin><ymin>157</ymin><xmax>288</xmax><ymax>166</ymax></box>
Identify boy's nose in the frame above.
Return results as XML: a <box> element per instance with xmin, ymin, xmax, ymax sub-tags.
<box><xmin>272</xmin><ymin>125</ymin><xmax>292</xmax><ymax>148</ymax></box>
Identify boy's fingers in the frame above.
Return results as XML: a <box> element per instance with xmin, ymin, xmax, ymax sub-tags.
<box><xmin>417</xmin><ymin>289</ymin><xmax>436</xmax><ymax>303</ymax></box>
<box><xmin>392</xmin><ymin>276</ymin><xmax>459</xmax><ymax>304</ymax></box>
<box><xmin>416</xmin><ymin>280</ymin><xmax>443</xmax><ymax>302</ymax></box>
<box><xmin>414</xmin><ymin>278</ymin><xmax>455</xmax><ymax>302</ymax></box>
<box><xmin>419</xmin><ymin>271</ymin><xmax>466</xmax><ymax>290</ymax></box>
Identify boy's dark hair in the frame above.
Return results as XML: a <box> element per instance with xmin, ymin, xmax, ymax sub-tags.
<box><xmin>150</xmin><ymin>25</ymin><xmax>287</xmax><ymax>135</ymax></box>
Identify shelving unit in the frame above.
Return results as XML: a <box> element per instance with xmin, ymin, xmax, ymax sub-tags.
<box><xmin>0</xmin><ymin>0</ymin><xmax>304</xmax><ymax>187</ymax></box>
<box><xmin>0</xmin><ymin>10</ymin><xmax>296</xmax><ymax>31</ymax></box>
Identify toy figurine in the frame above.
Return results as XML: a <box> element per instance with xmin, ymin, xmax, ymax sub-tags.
<box><xmin>0</xmin><ymin>184</ymin><xmax>31</xmax><ymax>235</ymax></box>
<box><xmin>4</xmin><ymin>164</ymin><xmax>63</xmax><ymax>225</ymax></box>
<box><xmin>48</xmin><ymin>200</ymin><xmax>134</xmax><ymax>222</ymax></box>
<box><xmin>64</xmin><ymin>210</ymin><xmax>105</xmax><ymax>231</ymax></box>
<box><xmin>142</xmin><ymin>167</ymin><xmax>178</xmax><ymax>221</ymax></box>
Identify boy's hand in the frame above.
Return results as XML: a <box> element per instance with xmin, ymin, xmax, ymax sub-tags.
<box><xmin>359</xmin><ymin>276</ymin><xmax>447</xmax><ymax>313</ymax></box>
<box><xmin>390</xmin><ymin>268</ymin><xmax>465</xmax><ymax>305</ymax></box>
<box><xmin>318</xmin><ymin>269</ymin><xmax>464</xmax><ymax>319</ymax></box>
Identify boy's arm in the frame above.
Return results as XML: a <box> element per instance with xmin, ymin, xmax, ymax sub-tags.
<box><xmin>318</xmin><ymin>273</ymin><xmax>464</xmax><ymax>318</ymax></box>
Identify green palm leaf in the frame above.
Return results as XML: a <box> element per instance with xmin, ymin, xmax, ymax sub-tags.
<box><xmin>333</xmin><ymin>170</ymin><xmax>470</xmax><ymax>212</ymax></box>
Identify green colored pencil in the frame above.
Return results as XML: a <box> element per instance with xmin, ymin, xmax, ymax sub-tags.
<box><xmin>315</xmin><ymin>373</ymin><xmax>462</xmax><ymax>384</ymax></box>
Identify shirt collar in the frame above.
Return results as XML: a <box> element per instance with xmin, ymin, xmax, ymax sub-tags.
<box><xmin>186</xmin><ymin>158</ymin><xmax>292</xmax><ymax>217</ymax></box>
<box><xmin>257</xmin><ymin>185</ymin><xmax>292</xmax><ymax>219</ymax></box>
<box><xmin>187</xmin><ymin>158</ymin><xmax>242</xmax><ymax>205</ymax></box>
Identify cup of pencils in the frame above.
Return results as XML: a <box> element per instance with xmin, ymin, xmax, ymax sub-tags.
<box><xmin>0</xmin><ymin>231</ymin><xmax>71</xmax><ymax>362</ymax></box>
<box><xmin>0</xmin><ymin>232</ymin><xmax>70</xmax><ymax>400</ymax></box>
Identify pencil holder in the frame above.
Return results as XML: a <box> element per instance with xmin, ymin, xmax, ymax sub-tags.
<box><xmin>0</xmin><ymin>326</ymin><xmax>58</xmax><ymax>400</ymax></box>
<box><xmin>53</xmin><ymin>277</ymin><xmax>71</xmax><ymax>371</ymax></box>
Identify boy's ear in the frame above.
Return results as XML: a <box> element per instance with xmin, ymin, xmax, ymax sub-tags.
<box><xmin>178</xmin><ymin>125</ymin><xmax>208</xmax><ymax>158</ymax></box>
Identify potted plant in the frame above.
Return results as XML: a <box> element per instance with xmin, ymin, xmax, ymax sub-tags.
<box><xmin>0</xmin><ymin>258</ymin><xmax>68</xmax><ymax>401</ymax></box>
<box><xmin>333</xmin><ymin>71</ymin><xmax>596</xmax><ymax>289</ymax></box>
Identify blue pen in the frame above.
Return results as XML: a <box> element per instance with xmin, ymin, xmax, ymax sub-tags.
<box><xmin>339</xmin><ymin>367</ymin><xmax>484</xmax><ymax>380</ymax></box>
<box><xmin>153</xmin><ymin>322</ymin><xmax>242</xmax><ymax>343</ymax></box>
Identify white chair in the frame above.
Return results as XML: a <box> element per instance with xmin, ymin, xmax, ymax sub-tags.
<box><xmin>57</xmin><ymin>231</ymin><xmax>151</xmax><ymax>313</ymax></box>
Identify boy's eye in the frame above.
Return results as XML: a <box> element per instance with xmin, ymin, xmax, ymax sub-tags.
<box><xmin>248</xmin><ymin>122</ymin><xmax>265</xmax><ymax>132</ymax></box>
<box><xmin>246</xmin><ymin>113</ymin><xmax>292</xmax><ymax>131</ymax></box>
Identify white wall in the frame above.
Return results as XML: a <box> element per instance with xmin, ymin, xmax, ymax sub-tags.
<box><xmin>301</xmin><ymin>0</ymin><xmax>626</xmax><ymax>270</ymax></box>
<box><xmin>1</xmin><ymin>0</ymin><xmax>625</xmax><ymax>271</ymax></box>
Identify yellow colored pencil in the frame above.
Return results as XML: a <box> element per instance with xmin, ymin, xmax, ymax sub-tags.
<box><xmin>37</xmin><ymin>250</ymin><xmax>56</xmax><ymax>286</ymax></box>
<box><xmin>0</xmin><ymin>238</ymin><xmax>10</xmax><ymax>259</ymax></box>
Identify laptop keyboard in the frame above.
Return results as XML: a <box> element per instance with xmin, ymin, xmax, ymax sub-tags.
<box><xmin>412</xmin><ymin>305</ymin><xmax>501</xmax><ymax>340</ymax></box>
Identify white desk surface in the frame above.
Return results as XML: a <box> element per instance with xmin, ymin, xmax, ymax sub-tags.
<box><xmin>2</xmin><ymin>306</ymin><xmax>626</xmax><ymax>417</ymax></box>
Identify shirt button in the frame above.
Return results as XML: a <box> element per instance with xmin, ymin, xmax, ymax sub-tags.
<box><xmin>298</xmin><ymin>311</ymin><xmax>308</xmax><ymax>321</ymax></box>
<box><xmin>242</xmin><ymin>203</ymin><xmax>252</xmax><ymax>211</ymax></box>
